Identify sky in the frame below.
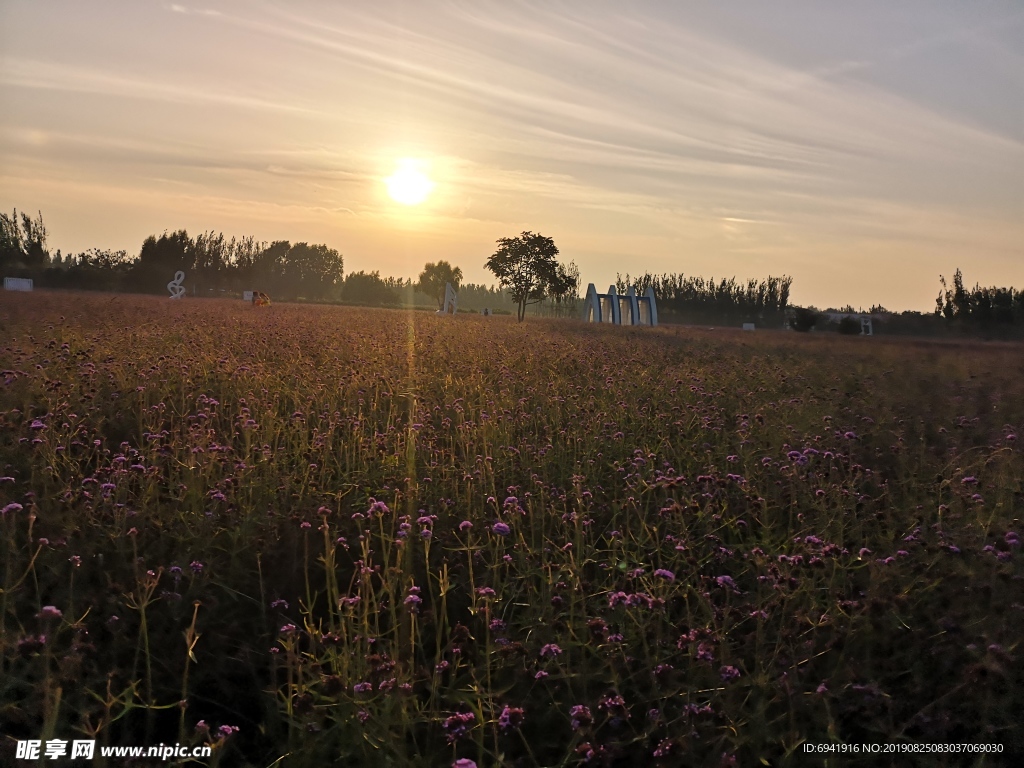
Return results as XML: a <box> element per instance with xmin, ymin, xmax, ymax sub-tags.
<box><xmin>2</xmin><ymin>0</ymin><xmax>1022</xmax><ymax>311</ymax></box>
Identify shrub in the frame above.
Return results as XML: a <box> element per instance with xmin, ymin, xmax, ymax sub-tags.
<box><xmin>837</xmin><ymin>316</ymin><xmax>862</xmax><ymax>335</ymax></box>
<box><xmin>790</xmin><ymin>307</ymin><xmax>819</xmax><ymax>332</ymax></box>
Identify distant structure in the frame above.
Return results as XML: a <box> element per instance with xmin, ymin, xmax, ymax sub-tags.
<box><xmin>243</xmin><ymin>291</ymin><xmax>254</xmax><ymax>302</ymax></box>
<box><xmin>480</xmin><ymin>307</ymin><xmax>492</xmax><ymax>316</ymax></box>
<box><xmin>824</xmin><ymin>311</ymin><xmax>874</xmax><ymax>336</ymax></box>
<box><xmin>742</xmin><ymin>323</ymin><xmax>756</xmax><ymax>331</ymax></box>
<box><xmin>4</xmin><ymin>277</ymin><xmax>33</xmax><ymax>292</ymax></box>
<box><xmin>437</xmin><ymin>282</ymin><xmax>458</xmax><ymax>315</ymax></box>
<box><xmin>582</xmin><ymin>284</ymin><xmax>657</xmax><ymax>327</ymax></box>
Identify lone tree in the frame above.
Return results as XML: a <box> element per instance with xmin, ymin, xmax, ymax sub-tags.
<box><xmin>418</xmin><ymin>260</ymin><xmax>463</xmax><ymax>310</ymax></box>
<box><xmin>485</xmin><ymin>231</ymin><xmax>562</xmax><ymax>321</ymax></box>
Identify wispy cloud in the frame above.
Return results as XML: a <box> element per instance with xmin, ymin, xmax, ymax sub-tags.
<box><xmin>222</xmin><ymin>2</ymin><xmax>1021</xmax><ymax>198</ymax></box>
<box><xmin>0</xmin><ymin>58</ymin><xmax>312</xmax><ymax>115</ymax></box>
<box><xmin>166</xmin><ymin>3</ymin><xmax>222</xmax><ymax>17</ymax></box>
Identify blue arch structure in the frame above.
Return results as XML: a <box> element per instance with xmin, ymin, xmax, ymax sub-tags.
<box><xmin>583</xmin><ymin>284</ymin><xmax>657</xmax><ymax>327</ymax></box>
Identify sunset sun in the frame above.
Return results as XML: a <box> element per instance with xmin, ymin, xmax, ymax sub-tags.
<box><xmin>384</xmin><ymin>160</ymin><xmax>434</xmax><ymax>205</ymax></box>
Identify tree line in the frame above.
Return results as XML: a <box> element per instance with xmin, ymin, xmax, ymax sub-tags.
<box><xmin>936</xmin><ymin>269</ymin><xmax>1024</xmax><ymax>329</ymax></box>
<box><xmin>616</xmin><ymin>272</ymin><xmax>793</xmax><ymax>326</ymax></box>
<box><xmin>3</xmin><ymin>224</ymin><xmax>344</xmax><ymax>301</ymax></box>
<box><xmin>7</xmin><ymin>209</ymin><xmax>1023</xmax><ymax>333</ymax></box>
<box><xmin>0</xmin><ymin>214</ymin><xmax>576</xmax><ymax>316</ymax></box>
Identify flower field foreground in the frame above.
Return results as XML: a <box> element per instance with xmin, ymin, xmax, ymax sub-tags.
<box><xmin>1</xmin><ymin>292</ymin><xmax>1022</xmax><ymax>767</ymax></box>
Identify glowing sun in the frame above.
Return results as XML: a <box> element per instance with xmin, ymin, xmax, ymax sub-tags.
<box><xmin>385</xmin><ymin>160</ymin><xmax>435</xmax><ymax>205</ymax></box>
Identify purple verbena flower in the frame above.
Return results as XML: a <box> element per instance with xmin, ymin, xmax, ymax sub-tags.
<box><xmin>540</xmin><ymin>643</ymin><xmax>562</xmax><ymax>658</ymax></box>
<box><xmin>569</xmin><ymin>705</ymin><xmax>592</xmax><ymax>730</ymax></box>
<box><xmin>720</xmin><ymin>665</ymin><xmax>741</xmax><ymax>682</ymax></box>
<box><xmin>498</xmin><ymin>705</ymin><xmax>525</xmax><ymax>731</ymax></box>
<box><xmin>442</xmin><ymin>711</ymin><xmax>475</xmax><ymax>743</ymax></box>
<box><xmin>715</xmin><ymin>575</ymin><xmax>738</xmax><ymax>591</ymax></box>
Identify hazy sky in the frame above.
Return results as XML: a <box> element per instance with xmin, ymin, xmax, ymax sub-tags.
<box><xmin>2</xmin><ymin>0</ymin><xmax>1022</xmax><ymax>310</ymax></box>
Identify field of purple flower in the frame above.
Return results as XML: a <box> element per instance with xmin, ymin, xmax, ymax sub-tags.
<box><xmin>1</xmin><ymin>292</ymin><xmax>1022</xmax><ymax>767</ymax></box>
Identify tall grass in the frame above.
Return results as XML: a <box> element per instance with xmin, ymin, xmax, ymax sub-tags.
<box><xmin>1</xmin><ymin>292</ymin><xmax>1021</xmax><ymax>766</ymax></box>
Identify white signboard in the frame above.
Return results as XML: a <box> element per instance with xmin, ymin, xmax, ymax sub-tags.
<box><xmin>243</xmin><ymin>291</ymin><xmax>254</xmax><ymax>302</ymax></box>
<box><xmin>4</xmin><ymin>277</ymin><xmax>33</xmax><ymax>292</ymax></box>
<box><xmin>742</xmin><ymin>323</ymin><xmax>755</xmax><ymax>331</ymax></box>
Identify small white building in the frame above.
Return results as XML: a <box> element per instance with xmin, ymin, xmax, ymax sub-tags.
<box><xmin>4</xmin><ymin>277</ymin><xmax>33</xmax><ymax>291</ymax></box>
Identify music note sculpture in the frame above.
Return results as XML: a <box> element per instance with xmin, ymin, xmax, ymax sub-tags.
<box><xmin>168</xmin><ymin>271</ymin><xmax>186</xmax><ymax>299</ymax></box>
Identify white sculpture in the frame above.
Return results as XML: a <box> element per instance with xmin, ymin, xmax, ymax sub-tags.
<box><xmin>583</xmin><ymin>284</ymin><xmax>597</xmax><ymax>321</ymax></box>
<box><xmin>3</xmin><ymin>277</ymin><xmax>33</xmax><ymax>292</ymax></box>
<box><xmin>636</xmin><ymin>287</ymin><xmax>658</xmax><ymax>326</ymax></box>
<box><xmin>168</xmin><ymin>271</ymin><xmax>186</xmax><ymax>299</ymax></box>
<box><xmin>582</xmin><ymin>284</ymin><xmax>618</xmax><ymax>323</ymax></box>
<box><xmin>436</xmin><ymin>282</ymin><xmax>457</xmax><ymax>315</ymax></box>
<box><xmin>619</xmin><ymin>287</ymin><xmax>638</xmax><ymax>325</ymax></box>
<box><xmin>582</xmin><ymin>283</ymin><xmax>657</xmax><ymax>327</ymax></box>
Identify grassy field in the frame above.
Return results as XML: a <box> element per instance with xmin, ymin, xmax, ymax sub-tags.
<box><xmin>1</xmin><ymin>292</ymin><xmax>1022</xmax><ymax>767</ymax></box>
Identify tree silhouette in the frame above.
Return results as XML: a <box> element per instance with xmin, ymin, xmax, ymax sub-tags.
<box><xmin>282</xmin><ymin>242</ymin><xmax>344</xmax><ymax>300</ymax></box>
<box><xmin>790</xmin><ymin>307</ymin><xmax>819</xmax><ymax>332</ymax></box>
<box><xmin>128</xmin><ymin>230</ymin><xmax>192</xmax><ymax>293</ymax></box>
<box><xmin>485</xmin><ymin>231</ymin><xmax>562</xmax><ymax>321</ymax></box>
<box><xmin>0</xmin><ymin>209</ymin><xmax>49</xmax><ymax>270</ymax></box>
<box><xmin>937</xmin><ymin>269</ymin><xmax>1023</xmax><ymax>329</ymax></box>
<box><xmin>547</xmin><ymin>261</ymin><xmax>580</xmax><ymax>316</ymax></box>
<box><xmin>616</xmin><ymin>272</ymin><xmax>792</xmax><ymax>326</ymax></box>
<box><xmin>417</xmin><ymin>261</ymin><xmax>464</xmax><ymax>309</ymax></box>
<box><xmin>342</xmin><ymin>271</ymin><xmax>399</xmax><ymax>306</ymax></box>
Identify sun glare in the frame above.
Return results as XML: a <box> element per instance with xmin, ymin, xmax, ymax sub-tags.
<box><xmin>385</xmin><ymin>160</ymin><xmax>435</xmax><ymax>206</ymax></box>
